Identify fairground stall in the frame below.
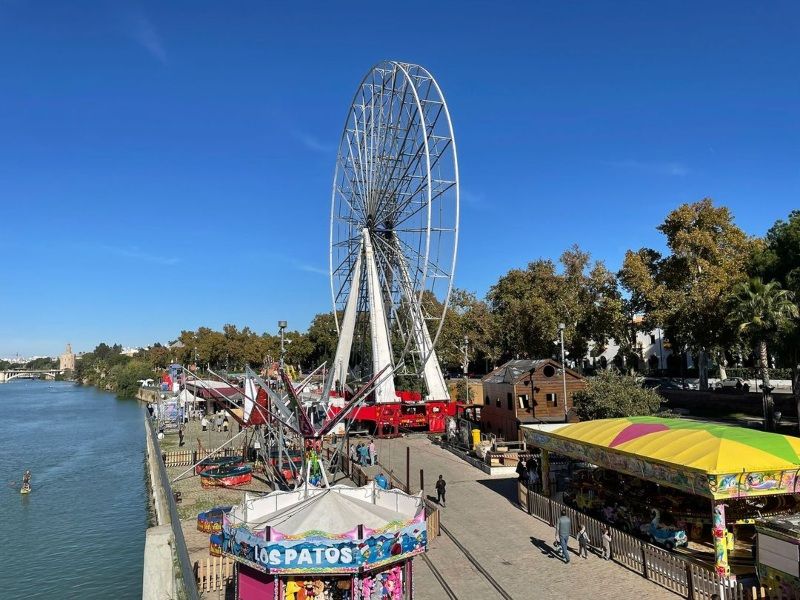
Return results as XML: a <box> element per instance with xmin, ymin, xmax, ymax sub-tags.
<box><xmin>218</xmin><ymin>481</ymin><xmax>427</xmax><ymax>599</ymax></box>
<box><xmin>523</xmin><ymin>417</ymin><xmax>800</xmax><ymax>577</ymax></box>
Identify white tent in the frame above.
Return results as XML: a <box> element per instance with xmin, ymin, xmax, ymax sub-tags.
<box><xmin>227</xmin><ymin>482</ymin><xmax>423</xmax><ymax>535</ymax></box>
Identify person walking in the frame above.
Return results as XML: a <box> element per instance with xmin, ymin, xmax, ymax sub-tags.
<box><xmin>577</xmin><ymin>524</ymin><xmax>590</xmax><ymax>559</ymax></box>
<box><xmin>368</xmin><ymin>439</ymin><xmax>376</xmax><ymax>466</ymax></box>
<box><xmin>358</xmin><ymin>443</ymin><xmax>369</xmax><ymax>466</ymax></box>
<box><xmin>601</xmin><ymin>526</ymin><xmax>612</xmax><ymax>560</ymax></box>
<box><xmin>435</xmin><ymin>475</ymin><xmax>447</xmax><ymax>507</ymax></box>
<box><xmin>516</xmin><ymin>459</ymin><xmax>528</xmax><ymax>482</ymax></box>
<box><xmin>223</xmin><ymin>416</ymin><xmax>229</xmax><ymax>432</ymax></box>
<box><xmin>556</xmin><ymin>509</ymin><xmax>571</xmax><ymax>563</ymax></box>
<box><xmin>215</xmin><ymin>414</ymin><xmax>223</xmax><ymax>433</ymax></box>
<box><xmin>201</xmin><ymin>416</ymin><xmax>208</xmax><ymax>431</ymax></box>
<box><xmin>349</xmin><ymin>443</ymin><xmax>357</xmax><ymax>465</ymax></box>
<box><xmin>178</xmin><ymin>426</ymin><xmax>185</xmax><ymax>447</ymax></box>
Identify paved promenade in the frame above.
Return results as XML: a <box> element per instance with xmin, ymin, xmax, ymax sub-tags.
<box><xmin>367</xmin><ymin>436</ymin><xmax>677</xmax><ymax>600</ymax></box>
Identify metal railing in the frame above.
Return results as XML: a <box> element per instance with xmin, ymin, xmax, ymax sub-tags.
<box><xmin>146</xmin><ymin>418</ymin><xmax>201</xmax><ymax>600</ymax></box>
<box><xmin>518</xmin><ymin>483</ymin><xmax>769</xmax><ymax>600</ymax></box>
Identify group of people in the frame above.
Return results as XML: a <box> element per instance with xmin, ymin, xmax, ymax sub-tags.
<box><xmin>349</xmin><ymin>439</ymin><xmax>377</xmax><ymax>466</ymax></box>
<box><xmin>516</xmin><ymin>454</ymin><xmax>541</xmax><ymax>490</ymax></box>
<box><xmin>200</xmin><ymin>413</ymin><xmax>229</xmax><ymax>433</ymax></box>
<box><xmin>555</xmin><ymin>509</ymin><xmax>612</xmax><ymax>563</ymax></box>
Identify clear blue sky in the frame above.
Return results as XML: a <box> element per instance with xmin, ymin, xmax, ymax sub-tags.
<box><xmin>1</xmin><ymin>1</ymin><xmax>798</xmax><ymax>357</ymax></box>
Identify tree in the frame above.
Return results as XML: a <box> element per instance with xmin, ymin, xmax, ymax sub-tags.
<box><xmin>433</xmin><ymin>289</ymin><xmax>498</xmax><ymax>374</ymax></box>
<box><xmin>114</xmin><ymin>360</ymin><xmax>153</xmax><ymax>398</ymax></box>
<box><xmin>488</xmin><ymin>246</ymin><xmax>622</xmax><ymax>368</ymax></box>
<box><xmin>728</xmin><ymin>278</ymin><xmax>798</xmax><ymax>430</ymax></box>
<box><xmin>573</xmin><ymin>371</ymin><xmax>662</xmax><ymax>420</ymax></box>
<box><xmin>752</xmin><ymin>210</ymin><xmax>800</xmax><ymax>429</ymax></box>
<box><xmin>306</xmin><ymin>313</ymin><xmax>339</xmax><ymax>368</ymax></box>
<box><xmin>619</xmin><ymin>199</ymin><xmax>757</xmax><ymax>388</ymax></box>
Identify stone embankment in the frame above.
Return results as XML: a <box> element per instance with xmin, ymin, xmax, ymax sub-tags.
<box><xmin>142</xmin><ymin>413</ymin><xmax>185</xmax><ymax>600</ymax></box>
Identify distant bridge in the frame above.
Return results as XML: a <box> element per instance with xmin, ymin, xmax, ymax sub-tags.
<box><xmin>0</xmin><ymin>369</ymin><xmax>63</xmax><ymax>383</ymax></box>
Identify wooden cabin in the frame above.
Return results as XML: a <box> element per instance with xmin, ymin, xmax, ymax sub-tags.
<box><xmin>480</xmin><ymin>359</ymin><xmax>585</xmax><ymax>441</ymax></box>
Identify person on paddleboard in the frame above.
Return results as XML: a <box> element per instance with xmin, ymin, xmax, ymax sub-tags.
<box><xmin>21</xmin><ymin>470</ymin><xmax>31</xmax><ymax>492</ymax></box>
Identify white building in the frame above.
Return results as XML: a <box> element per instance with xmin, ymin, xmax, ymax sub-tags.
<box><xmin>585</xmin><ymin>321</ymin><xmax>681</xmax><ymax>372</ymax></box>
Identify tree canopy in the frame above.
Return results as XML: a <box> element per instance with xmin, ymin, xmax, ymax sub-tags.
<box><xmin>572</xmin><ymin>371</ymin><xmax>663</xmax><ymax>420</ymax></box>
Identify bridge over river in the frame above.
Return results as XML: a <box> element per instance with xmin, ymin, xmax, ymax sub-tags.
<box><xmin>0</xmin><ymin>369</ymin><xmax>63</xmax><ymax>383</ymax></box>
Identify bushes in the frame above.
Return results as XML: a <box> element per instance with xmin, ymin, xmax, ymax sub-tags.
<box><xmin>573</xmin><ymin>371</ymin><xmax>663</xmax><ymax>420</ymax></box>
<box><xmin>723</xmin><ymin>367</ymin><xmax>794</xmax><ymax>380</ymax></box>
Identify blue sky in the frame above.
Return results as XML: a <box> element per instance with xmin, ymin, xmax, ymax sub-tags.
<box><xmin>1</xmin><ymin>1</ymin><xmax>798</xmax><ymax>357</ymax></box>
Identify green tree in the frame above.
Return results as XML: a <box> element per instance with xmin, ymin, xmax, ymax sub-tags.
<box><xmin>573</xmin><ymin>371</ymin><xmax>662</xmax><ymax>420</ymax></box>
<box><xmin>728</xmin><ymin>278</ymin><xmax>798</xmax><ymax>430</ymax></box>
<box><xmin>619</xmin><ymin>199</ymin><xmax>757</xmax><ymax>387</ymax></box>
<box><xmin>753</xmin><ymin>211</ymin><xmax>800</xmax><ymax>428</ymax></box>
<box><xmin>433</xmin><ymin>289</ymin><xmax>498</xmax><ymax>374</ymax></box>
<box><xmin>488</xmin><ymin>246</ymin><xmax>621</xmax><ymax>368</ymax></box>
<box><xmin>113</xmin><ymin>359</ymin><xmax>154</xmax><ymax>398</ymax></box>
<box><xmin>306</xmin><ymin>313</ymin><xmax>339</xmax><ymax>368</ymax></box>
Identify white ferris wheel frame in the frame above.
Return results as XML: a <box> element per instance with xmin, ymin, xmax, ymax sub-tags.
<box><xmin>328</xmin><ymin>60</ymin><xmax>460</xmax><ymax>402</ymax></box>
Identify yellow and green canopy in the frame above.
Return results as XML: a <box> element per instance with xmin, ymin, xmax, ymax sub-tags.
<box><xmin>524</xmin><ymin>417</ymin><xmax>800</xmax><ymax>499</ymax></box>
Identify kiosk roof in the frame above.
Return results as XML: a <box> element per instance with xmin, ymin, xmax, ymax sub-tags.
<box><xmin>531</xmin><ymin>417</ymin><xmax>800</xmax><ymax>475</ymax></box>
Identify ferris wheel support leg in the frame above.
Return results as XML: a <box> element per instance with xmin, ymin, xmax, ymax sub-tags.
<box><xmin>364</xmin><ymin>229</ymin><xmax>398</xmax><ymax>404</ymax></box>
<box><xmin>394</xmin><ymin>236</ymin><xmax>450</xmax><ymax>402</ymax></box>
<box><xmin>331</xmin><ymin>238</ymin><xmax>364</xmax><ymax>392</ymax></box>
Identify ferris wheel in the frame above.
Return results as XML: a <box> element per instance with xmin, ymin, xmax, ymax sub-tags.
<box><xmin>329</xmin><ymin>61</ymin><xmax>459</xmax><ymax>403</ymax></box>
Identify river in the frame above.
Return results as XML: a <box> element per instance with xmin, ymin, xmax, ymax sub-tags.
<box><xmin>0</xmin><ymin>379</ymin><xmax>147</xmax><ymax>599</ymax></box>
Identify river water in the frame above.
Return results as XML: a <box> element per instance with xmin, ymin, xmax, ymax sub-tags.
<box><xmin>0</xmin><ymin>379</ymin><xmax>147</xmax><ymax>599</ymax></box>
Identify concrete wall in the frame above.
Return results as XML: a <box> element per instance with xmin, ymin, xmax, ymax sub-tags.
<box><xmin>142</xmin><ymin>525</ymin><xmax>177</xmax><ymax>600</ymax></box>
<box><xmin>142</xmin><ymin>416</ymin><xmax>182</xmax><ymax>600</ymax></box>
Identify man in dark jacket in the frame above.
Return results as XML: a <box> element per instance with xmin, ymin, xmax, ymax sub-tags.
<box><xmin>435</xmin><ymin>475</ymin><xmax>447</xmax><ymax>507</ymax></box>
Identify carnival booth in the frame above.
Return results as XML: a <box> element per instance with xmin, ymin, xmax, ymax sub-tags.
<box><xmin>219</xmin><ymin>481</ymin><xmax>427</xmax><ymax>599</ymax></box>
<box><xmin>523</xmin><ymin>417</ymin><xmax>800</xmax><ymax>577</ymax></box>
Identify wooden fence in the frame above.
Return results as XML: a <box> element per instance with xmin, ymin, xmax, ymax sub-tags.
<box><xmin>519</xmin><ymin>483</ymin><xmax>769</xmax><ymax>600</ymax></box>
<box><xmin>162</xmin><ymin>447</ymin><xmax>241</xmax><ymax>467</ymax></box>
<box><xmin>195</xmin><ymin>556</ymin><xmax>234</xmax><ymax>592</ymax></box>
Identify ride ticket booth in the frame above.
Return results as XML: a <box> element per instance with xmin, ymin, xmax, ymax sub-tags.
<box><xmin>218</xmin><ymin>481</ymin><xmax>427</xmax><ymax>599</ymax></box>
<box><xmin>523</xmin><ymin>417</ymin><xmax>800</xmax><ymax>578</ymax></box>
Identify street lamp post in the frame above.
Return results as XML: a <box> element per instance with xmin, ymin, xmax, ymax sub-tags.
<box><xmin>278</xmin><ymin>321</ymin><xmax>288</xmax><ymax>370</ymax></box>
<box><xmin>558</xmin><ymin>323</ymin><xmax>568</xmax><ymax>423</ymax></box>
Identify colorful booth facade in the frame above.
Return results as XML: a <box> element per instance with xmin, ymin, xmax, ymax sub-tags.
<box><xmin>523</xmin><ymin>417</ymin><xmax>800</xmax><ymax>577</ymax></box>
<box><xmin>218</xmin><ymin>482</ymin><xmax>426</xmax><ymax>599</ymax></box>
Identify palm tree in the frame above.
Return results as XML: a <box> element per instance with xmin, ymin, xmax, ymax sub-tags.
<box><xmin>728</xmin><ymin>278</ymin><xmax>798</xmax><ymax>430</ymax></box>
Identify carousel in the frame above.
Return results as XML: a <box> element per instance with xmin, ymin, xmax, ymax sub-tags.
<box><xmin>523</xmin><ymin>416</ymin><xmax>800</xmax><ymax>577</ymax></box>
<box><xmin>219</xmin><ymin>481</ymin><xmax>427</xmax><ymax>599</ymax></box>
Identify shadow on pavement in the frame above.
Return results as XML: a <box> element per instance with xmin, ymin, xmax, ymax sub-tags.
<box><xmin>475</xmin><ymin>477</ymin><xmax>521</xmax><ymax>506</ymax></box>
<box><xmin>530</xmin><ymin>536</ymin><xmax>567</xmax><ymax>561</ymax></box>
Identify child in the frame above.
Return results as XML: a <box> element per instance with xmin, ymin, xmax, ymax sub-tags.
<box><xmin>602</xmin><ymin>526</ymin><xmax>612</xmax><ymax>560</ymax></box>
<box><xmin>577</xmin><ymin>524</ymin><xmax>591</xmax><ymax>559</ymax></box>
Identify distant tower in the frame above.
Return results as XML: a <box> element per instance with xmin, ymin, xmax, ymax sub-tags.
<box><xmin>59</xmin><ymin>343</ymin><xmax>76</xmax><ymax>371</ymax></box>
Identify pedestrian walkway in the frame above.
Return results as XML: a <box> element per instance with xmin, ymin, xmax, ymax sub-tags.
<box><xmin>372</xmin><ymin>436</ymin><xmax>676</xmax><ymax>600</ymax></box>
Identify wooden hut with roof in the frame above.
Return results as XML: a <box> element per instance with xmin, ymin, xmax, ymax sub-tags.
<box><xmin>480</xmin><ymin>358</ymin><xmax>585</xmax><ymax>440</ymax></box>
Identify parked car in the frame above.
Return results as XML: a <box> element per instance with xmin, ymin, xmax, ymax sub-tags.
<box><xmin>715</xmin><ymin>377</ymin><xmax>750</xmax><ymax>392</ymax></box>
